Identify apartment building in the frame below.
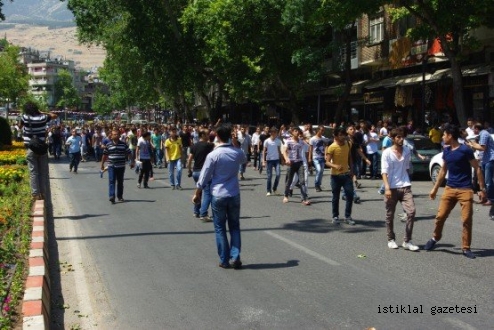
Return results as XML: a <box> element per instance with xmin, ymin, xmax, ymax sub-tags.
<box><xmin>306</xmin><ymin>6</ymin><xmax>494</xmax><ymax>128</ymax></box>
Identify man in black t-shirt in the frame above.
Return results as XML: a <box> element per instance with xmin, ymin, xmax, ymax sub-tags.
<box><xmin>180</xmin><ymin>125</ymin><xmax>192</xmax><ymax>165</ymax></box>
<box><xmin>257</xmin><ymin>126</ymin><xmax>270</xmax><ymax>174</ymax></box>
<box><xmin>187</xmin><ymin>130</ymin><xmax>215</xmax><ymax>221</ymax></box>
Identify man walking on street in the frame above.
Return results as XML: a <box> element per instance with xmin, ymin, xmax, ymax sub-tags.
<box><xmin>326</xmin><ymin>127</ymin><xmax>355</xmax><ymax>225</ymax></box>
<box><xmin>187</xmin><ymin>130</ymin><xmax>214</xmax><ymax>221</ymax></box>
<box><xmin>192</xmin><ymin>124</ymin><xmax>247</xmax><ymax>269</ymax></box>
<box><xmin>425</xmin><ymin>124</ymin><xmax>486</xmax><ymax>259</ymax></box>
<box><xmin>309</xmin><ymin>125</ymin><xmax>330</xmax><ymax>192</ymax></box>
<box><xmin>165</xmin><ymin>127</ymin><xmax>183</xmax><ymax>190</ymax></box>
<box><xmin>65</xmin><ymin>129</ymin><xmax>82</xmax><ymax>173</ymax></box>
<box><xmin>468</xmin><ymin>122</ymin><xmax>494</xmax><ymax>206</ymax></box>
<box><xmin>263</xmin><ymin>127</ymin><xmax>282</xmax><ymax>196</ymax></box>
<box><xmin>101</xmin><ymin>129</ymin><xmax>134</xmax><ymax>204</ymax></box>
<box><xmin>381</xmin><ymin>128</ymin><xmax>418</xmax><ymax>251</ymax></box>
<box><xmin>136</xmin><ymin>131</ymin><xmax>153</xmax><ymax>189</ymax></box>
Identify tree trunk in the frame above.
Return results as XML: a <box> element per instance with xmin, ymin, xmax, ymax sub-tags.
<box><xmin>438</xmin><ymin>35</ymin><xmax>466</xmax><ymax>126</ymax></box>
<box><xmin>335</xmin><ymin>31</ymin><xmax>353</xmax><ymax>124</ymax></box>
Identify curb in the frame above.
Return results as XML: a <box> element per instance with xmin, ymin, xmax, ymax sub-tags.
<box><xmin>22</xmin><ymin>199</ymin><xmax>50</xmax><ymax>330</ymax></box>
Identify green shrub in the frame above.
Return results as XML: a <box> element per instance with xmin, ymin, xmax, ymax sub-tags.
<box><xmin>0</xmin><ymin>118</ymin><xmax>12</xmax><ymax>146</ymax></box>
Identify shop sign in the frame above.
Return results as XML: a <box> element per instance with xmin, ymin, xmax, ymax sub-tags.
<box><xmin>364</xmin><ymin>92</ymin><xmax>384</xmax><ymax>104</ymax></box>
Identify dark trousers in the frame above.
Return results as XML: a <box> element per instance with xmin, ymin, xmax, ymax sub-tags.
<box><xmin>69</xmin><ymin>152</ymin><xmax>81</xmax><ymax>171</ymax></box>
<box><xmin>284</xmin><ymin>161</ymin><xmax>308</xmax><ymax>200</ymax></box>
<box><xmin>138</xmin><ymin>159</ymin><xmax>152</xmax><ymax>186</ymax></box>
<box><xmin>108</xmin><ymin>166</ymin><xmax>125</xmax><ymax>199</ymax></box>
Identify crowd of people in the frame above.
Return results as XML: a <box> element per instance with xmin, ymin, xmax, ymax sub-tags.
<box><xmin>17</xmin><ymin>103</ymin><xmax>494</xmax><ymax>265</ymax></box>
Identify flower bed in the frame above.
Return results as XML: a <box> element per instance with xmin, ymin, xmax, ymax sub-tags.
<box><xmin>0</xmin><ymin>142</ymin><xmax>31</xmax><ymax>329</ymax></box>
<box><xmin>0</xmin><ymin>142</ymin><xmax>27</xmax><ymax>166</ymax></box>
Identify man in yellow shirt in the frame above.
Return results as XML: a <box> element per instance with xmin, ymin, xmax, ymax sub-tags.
<box><xmin>326</xmin><ymin>127</ymin><xmax>355</xmax><ymax>225</ymax></box>
<box><xmin>165</xmin><ymin>127</ymin><xmax>183</xmax><ymax>189</ymax></box>
<box><xmin>429</xmin><ymin>125</ymin><xmax>442</xmax><ymax>148</ymax></box>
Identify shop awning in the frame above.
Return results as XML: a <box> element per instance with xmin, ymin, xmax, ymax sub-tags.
<box><xmin>364</xmin><ymin>73</ymin><xmax>433</xmax><ymax>90</ymax></box>
<box><xmin>315</xmin><ymin>80</ymin><xmax>370</xmax><ymax>96</ymax></box>
<box><xmin>431</xmin><ymin>64</ymin><xmax>491</xmax><ymax>80</ymax></box>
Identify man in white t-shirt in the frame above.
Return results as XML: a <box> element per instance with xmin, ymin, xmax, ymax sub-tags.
<box><xmin>381</xmin><ymin>127</ymin><xmax>418</xmax><ymax>251</ymax></box>
<box><xmin>364</xmin><ymin>126</ymin><xmax>380</xmax><ymax>179</ymax></box>
<box><xmin>263</xmin><ymin>127</ymin><xmax>282</xmax><ymax>196</ymax></box>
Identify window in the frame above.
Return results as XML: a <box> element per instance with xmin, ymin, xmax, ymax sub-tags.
<box><xmin>369</xmin><ymin>16</ymin><xmax>384</xmax><ymax>44</ymax></box>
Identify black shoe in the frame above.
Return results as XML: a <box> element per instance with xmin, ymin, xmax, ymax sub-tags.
<box><xmin>289</xmin><ymin>189</ymin><xmax>293</xmax><ymax>197</ymax></box>
<box><xmin>231</xmin><ymin>259</ymin><xmax>242</xmax><ymax>270</ymax></box>
<box><xmin>315</xmin><ymin>186</ymin><xmax>322</xmax><ymax>192</ymax></box>
<box><xmin>259</xmin><ymin>168</ymin><xmax>262</xmax><ymax>174</ymax></box>
<box><xmin>424</xmin><ymin>238</ymin><xmax>437</xmax><ymax>250</ymax></box>
<box><xmin>462</xmin><ymin>250</ymin><xmax>476</xmax><ymax>259</ymax></box>
<box><xmin>109</xmin><ymin>197</ymin><xmax>115</xmax><ymax>204</ymax></box>
<box><xmin>218</xmin><ymin>263</ymin><xmax>231</xmax><ymax>269</ymax></box>
<box><xmin>118</xmin><ymin>198</ymin><xmax>125</xmax><ymax>202</ymax></box>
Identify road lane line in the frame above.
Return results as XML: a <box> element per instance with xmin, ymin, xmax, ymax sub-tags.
<box><xmin>265</xmin><ymin>231</ymin><xmax>340</xmax><ymax>266</ymax></box>
<box><xmin>443</xmin><ymin>317</ymin><xmax>477</xmax><ymax>330</ymax></box>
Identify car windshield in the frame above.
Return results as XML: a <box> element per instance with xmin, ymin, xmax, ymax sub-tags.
<box><xmin>406</xmin><ymin>136</ymin><xmax>438</xmax><ymax>150</ymax></box>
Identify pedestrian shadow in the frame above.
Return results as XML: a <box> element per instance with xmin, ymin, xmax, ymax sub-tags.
<box><xmin>414</xmin><ymin>215</ymin><xmax>436</xmax><ymax>221</ymax></box>
<box><xmin>240</xmin><ymin>183</ymin><xmax>262</xmax><ymax>187</ymax></box>
<box><xmin>53</xmin><ymin>213</ymin><xmax>109</xmax><ymax>221</ymax></box>
<box><xmin>282</xmin><ymin>218</ymin><xmax>337</xmax><ymax>233</ymax></box>
<box><xmin>241</xmin><ymin>259</ymin><xmax>299</xmax><ymax>270</ymax></box>
<box><xmin>49</xmin><ymin>177</ymin><xmax>71</xmax><ymax>180</ymax></box>
<box><xmin>120</xmin><ymin>199</ymin><xmax>157</xmax><ymax>203</ymax></box>
<box><xmin>473</xmin><ymin>248</ymin><xmax>494</xmax><ymax>258</ymax></box>
<box><xmin>240</xmin><ymin>215</ymin><xmax>270</xmax><ymax>220</ymax></box>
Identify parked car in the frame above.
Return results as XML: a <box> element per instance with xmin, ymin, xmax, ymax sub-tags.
<box><xmin>429</xmin><ymin>133</ymin><xmax>494</xmax><ymax>185</ymax></box>
<box><xmin>377</xmin><ymin>135</ymin><xmax>442</xmax><ymax>178</ymax></box>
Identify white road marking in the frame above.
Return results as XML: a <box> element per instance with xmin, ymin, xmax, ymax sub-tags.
<box><xmin>265</xmin><ymin>231</ymin><xmax>340</xmax><ymax>266</ymax></box>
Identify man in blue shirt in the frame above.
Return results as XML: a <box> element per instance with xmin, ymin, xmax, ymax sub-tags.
<box><xmin>425</xmin><ymin>124</ymin><xmax>486</xmax><ymax>259</ymax></box>
<box><xmin>193</xmin><ymin>124</ymin><xmax>247</xmax><ymax>269</ymax></box>
<box><xmin>468</xmin><ymin>122</ymin><xmax>494</xmax><ymax>206</ymax></box>
<box><xmin>65</xmin><ymin>129</ymin><xmax>82</xmax><ymax>173</ymax></box>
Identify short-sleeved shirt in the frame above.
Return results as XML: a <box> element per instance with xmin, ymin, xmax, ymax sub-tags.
<box><xmin>66</xmin><ymin>135</ymin><xmax>82</xmax><ymax>153</ymax></box>
<box><xmin>382</xmin><ymin>136</ymin><xmax>392</xmax><ymax>149</ymax></box>
<box><xmin>190</xmin><ymin>141</ymin><xmax>214</xmax><ymax>171</ymax></box>
<box><xmin>151</xmin><ymin>133</ymin><xmax>162</xmax><ymax>150</ymax></box>
<box><xmin>443</xmin><ymin>144</ymin><xmax>475</xmax><ymax>188</ymax></box>
<box><xmin>259</xmin><ymin>133</ymin><xmax>269</xmax><ymax>151</ymax></box>
<box><xmin>165</xmin><ymin>137</ymin><xmax>183</xmax><ymax>161</ymax></box>
<box><xmin>263</xmin><ymin>137</ymin><xmax>282</xmax><ymax>161</ymax></box>
<box><xmin>285</xmin><ymin>138</ymin><xmax>305</xmax><ymax>163</ymax></box>
<box><xmin>326</xmin><ymin>142</ymin><xmax>351</xmax><ymax>175</ymax></box>
<box><xmin>478</xmin><ymin>130</ymin><xmax>494</xmax><ymax>163</ymax></box>
<box><xmin>309</xmin><ymin>135</ymin><xmax>330</xmax><ymax>160</ymax></box>
<box><xmin>21</xmin><ymin>114</ymin><xmax>50</xmax><ymax>146</ymax></box>
<box><xmin>364</xmin><ymin>132</ymin><xmax>379</xmax><ymax>154</ymax></box>
<box><xmin>137</xmin><ymin>137</ymin><xmax>152</xmax><ymax>160</ymax></box>
<box><xmin>103</xmin><ymin>140</ymin><xmax>131</xmax><ymax>168</ymax></box>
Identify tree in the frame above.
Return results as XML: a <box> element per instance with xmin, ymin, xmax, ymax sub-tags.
<box><xmin>92</xmin><ymin>86</ymin><xmax>113</xmax><ymax>115</ymax></box>
<box><xmin>390</xmin><ymin>0</ymin><xmax>494</xmax><ymax>126</ymax></box>
<box><xmin>54</xmin><ymin>69</ymin><xmax>81</xmax><ymax>111</ymax></box>
<box><xmin>0</xmin><ymin>43</ymin><xmax>29</xmax><ymax>118</ymax></box>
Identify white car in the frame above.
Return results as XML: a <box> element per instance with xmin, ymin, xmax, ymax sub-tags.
<box><xmin>428</xmin><ymin>134</ymin><xmax>494</xmax><ymax>185</ymax></box>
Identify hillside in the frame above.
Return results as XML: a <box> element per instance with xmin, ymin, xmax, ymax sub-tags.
<box><xmin>0</xmin><ymin>23</ymin><xmax>105</xmax><ymax>70</ymax></box>
<box><xmin>2</xmin><ymin>0</ymin><xmax>74</xmax><ymax>27</ymax></box>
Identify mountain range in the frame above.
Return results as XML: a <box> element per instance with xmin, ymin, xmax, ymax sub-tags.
<box><xmin>2</xmin><ymin>0</ymin><xmax>75</xmax><ymax>27</ymax></box>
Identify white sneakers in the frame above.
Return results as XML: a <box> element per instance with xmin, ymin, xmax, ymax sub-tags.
<box><xmin>402</xmin><ymin>241</ymin><xmax>419</xmax><ymax>251</ymax></box>
<box><xmin>387</xmin><ymin>240</ymin><xmax>399</xmax><ymax>249</ymax></box>
<box><xmin>388</xmin><ymin>240</ymin><xmax>419</xmax><ymax>251</ymax></box>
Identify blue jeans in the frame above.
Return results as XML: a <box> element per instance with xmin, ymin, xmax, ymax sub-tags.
<box><xmin>94</xmin><ymin>145</ymin><xmax>103</xmax><ymax>162</ymax></box>
<box><xmin>154</xmin><ymin>149</ymin><xmax>163</xmax><ymax>166</ymax></box>
<box><xmin>313</xmin><ymin>158</ymin><xmax>325</xmax><ymax>187</ymax></box>
<box><xmin>266</xmin><ymin>160</ymin><xmax>281</xmax><ymax>193</ymax></box>
<box><xmin>239</xmin><ymin>162</ymin><xmax>247</xmax><ymax>175</ymax></box>
<box><xmin>211</xmin><ymin>194</ymin><xmax>241</xmax><ymax>265</ymax></box>
<box><xmin>108</xmin><ymin>166</ymin><xmax>125</xmax><ymax>199</ymax></box>
<box><xmin>482</xmin><ymin>160</ymin><xmax>494</xmax><ymax>201</ymax></box>
<box><xmin>168</xmin><ymin>159</ymin><xmax>182</xmax><ymax>186</ymax></box>
<box><xmin>192</xmin><ymin>171</ymin><xmax>212</xmax><ymax>217</ymax></box>
<box><xmin>368</xmin><ymin>152</ymin><xmax>379</xmax><ymax>177</ymax></box>
<box><xmin>330</xmin><ymin>174</ymin><xmax>354</xmax><ymax>218</ymax></box>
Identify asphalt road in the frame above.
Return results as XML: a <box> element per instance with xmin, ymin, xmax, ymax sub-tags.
<box><xmin>47</xmin><ymin>158</ymin><xmax>494</xmax><ymax>330</ymax></box>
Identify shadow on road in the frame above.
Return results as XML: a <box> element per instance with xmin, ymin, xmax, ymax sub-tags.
<box><xmin>53</xmin><ymin>213</ymin><xmax>109</xmax><ymax>221</ymax></box>
<box><xmin>241</xmin><ymin>259</ymin><xmax>299</xmax><ymax>270</ymax></box>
